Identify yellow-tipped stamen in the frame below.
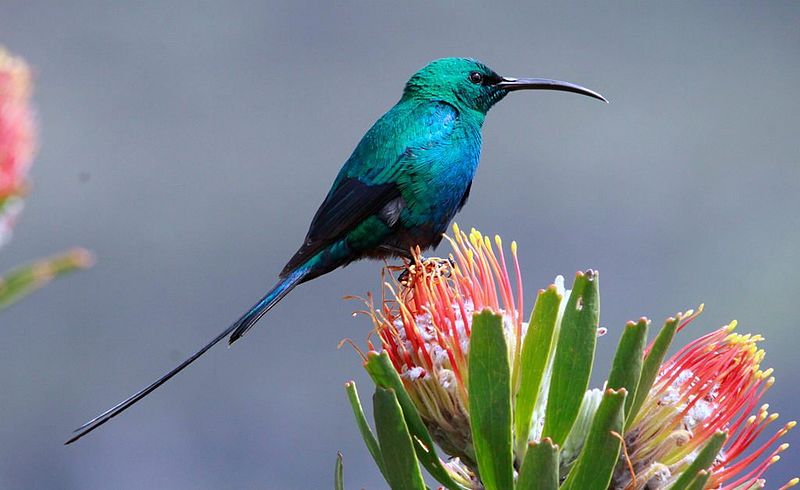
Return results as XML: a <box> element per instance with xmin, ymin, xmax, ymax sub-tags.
<box><xmin>779</xmin><ymin>477</ymin><xmax>800</xmax><ymax>489</ymax></box>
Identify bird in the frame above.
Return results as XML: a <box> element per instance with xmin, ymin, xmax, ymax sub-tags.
<box><xmin>66</xmin><ymin>57</ymin><xmax>606</xmax><ymax>444</ymax></box>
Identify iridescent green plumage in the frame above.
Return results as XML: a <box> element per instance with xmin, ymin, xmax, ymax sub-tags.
<box><xmin>67</xmin><ymin>57</ymin><xmax>606</xmax><ymax>444</ymax></box>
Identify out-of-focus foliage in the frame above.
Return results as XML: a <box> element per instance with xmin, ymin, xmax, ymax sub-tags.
<box><xmin>0</xmin><ymin>46</ymin><xmax>90</xmax><ymax>311</ymax></box>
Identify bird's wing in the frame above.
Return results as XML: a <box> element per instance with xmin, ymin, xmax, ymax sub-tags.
<box><xmin>281</xmin><ymin>101</ymin><xmax>458</xmax><ymax>275</ymax></box>
<box><xmin>280</xmin><ymin>177</ymin><xmax>402</xmax><ymax>275</ymax></box>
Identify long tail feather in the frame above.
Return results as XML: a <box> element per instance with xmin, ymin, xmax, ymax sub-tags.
<box><xmin>65</xmin><ymin>267</ymin><xmax>309</xmax><ymax>445</ymax></box>
<box><xmin>228</xmin><ymin>267</ymin><xmax>307</xmax><ymax>345</ymax></box>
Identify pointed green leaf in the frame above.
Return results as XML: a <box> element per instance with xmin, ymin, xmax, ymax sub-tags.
<box><xmin>669</xmin><ymin>431</ymin><xmax>726</xmax><ymax>490</ymax></box>
<box><xmin>0</xmin><ymin>248</ymin><xmax>92</xmax><ymax>311</ymax></box>
<box><xmin>334</xmin><ymin>452</ymin><xmax>344</xmax><ymax>490</ymax></box>
<box><xmin>514</xmin><ymin>286</ymin><xmax>562</xmax><ymax>458</ymax></box>
<box><xmin>560</xmin><ymin>389</ymin><xmax>603</xmax><ymax>470</ymax></box>
<box><xmin>516</xmin><ymin>438</ymin><xmax>559</xmax><ymax>490</ymax></box>
<box><xmin>607</xmin><ymin>318</ymin><xmax>648</xmax><ymax>419</ymax></box>
<box><xmin>560</xmin><ymin>388</ymin><xmax>626</xmax><ymax>490</ymax></box>
<box><xmin>683</xmin><ymin>470</ymin><xmax>711</xmax><ymax>490</ymax></box>
<box><xmin>364</xmin><ymin>352</ymin><xmax>469</xmax><ymax>490</ymax></box>
<box><xmin>542</xmin><ymin>270</ymin><xmax>600</xmax><ymax>446</ymax></box>
<box><xmin>468</xmin><ymin>310</ymin><xmax>513</xmax><ymax>490</ymax></box>
<box><xmin>625</xmin><ymin>316</ymin><xmax>679</xmax><ymax>430</ymax></box>
<box><xmin>373</xmin><ymin>387</ymin><xmax>427</xmax><ymax>490</ymax></box>
<box><xmin>344</xmin><ymin>382</ymin><xmax>386</xmax><ymax>481</ymax></box>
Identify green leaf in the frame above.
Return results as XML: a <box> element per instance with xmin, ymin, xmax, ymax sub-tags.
<box><xmin>607</xmin><ymin>318</ymin><xmax>648</xmax><ymax>419</ymax></box>
<box><xmin>0</xmin><ymin>248</ymin><xmax>92</xmax><ymax>311</ymax></box>
<box><xmin>334</xmin><ymin>452</ymin><xmax>344</xmax><ymax>490</ymax></box>
<box><xmin>516</xmin><ymin>438</ymin><xmax>559</xmax><ymax>490</ymax></box>
<box><xmin>669</xmin><ymin>431</ymin><xmax>726</xmax><ymax>490</ymax></box>
<box><xmin>373</xmin><ymin>387</ymin><xmax>427</xmax><ymax>490</ymax></box>
<box><xmin>683</xmin><ymin>470</ymin><xmax>711</xmax><ymax>490</ymax></box>
<box><xmin>468</xmin><ymin>310</ymin><xmax>513</xmax><ymax>490</ymax></box>
<box><xmin>344</xmin><ymin>381</ymin><xmax>386</xmax><ymax>482</ymax></box>
<box><xmin>625</xmin><ymin>316</ymin><xmax>679</xmax><ymax>430</ymax></box>
<box><xmin>364</xmin><ymin>352</ymin><xmax>469</xmax><ymax>490</ymax></box>
<box><xmin>560</xmin><ymin>389</ymin><xmax>602</xmax><ymax>471</ymax></box>
<box><xmin>560</xmin><ymin>388</ymin><xmax>626</xmax><ymax>490</ymax></box>
<box><xmin>514</xmin><ymin>286</ymin><xmax>562</xmax><ymax>459</ymax></box>
<box><xmin>542</xmin><ymin>270</ymin><xmax>600</xmax><ymax>446</ymax></box>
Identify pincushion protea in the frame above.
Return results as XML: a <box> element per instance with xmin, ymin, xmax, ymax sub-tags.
<box><xmin>359</xmin><ymin>224</ymin><xmax>525</xmax><ymax>467</ymax></box>
<box><xmin>0</xmin><ymin>46</ymin><xmax>35</xmax><ymax>247</ymax></box>
<box><xmin>616</xmin><ymin>320</ymin><xmax>796</xmax><ymax>490</ymax></box>
<box><xmin>340</xmin><ymin>225</ymin><xmax>797</xmax><ymax>490</ymax></box>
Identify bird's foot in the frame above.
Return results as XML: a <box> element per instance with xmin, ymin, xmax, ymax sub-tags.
<box><xmin>396</xmin><ymin>256</ymin><xmax>454</xmax><ymax>286</ymax></box>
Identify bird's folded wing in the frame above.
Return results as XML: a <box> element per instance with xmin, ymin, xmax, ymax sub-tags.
<box><xmin>281</xmin><ymin>101</ymin><xmax>459</xmax><ymax>276</ymax></box>
<box><xmin>281</xmin><ymin>177</ymin><xmax>401</xmax><ymax>275</ymax></box>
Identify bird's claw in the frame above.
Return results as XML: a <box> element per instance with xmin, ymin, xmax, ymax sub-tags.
<box><xmin>396</xmin><ymin>256</ymin><xmax>454</xmax><ymax>286</ymax></box>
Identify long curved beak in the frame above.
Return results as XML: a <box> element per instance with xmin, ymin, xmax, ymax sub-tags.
<box><xmin>497</xmin><ymin>77</ymin><xmax>608</xmax><ymax>103</ymax></box>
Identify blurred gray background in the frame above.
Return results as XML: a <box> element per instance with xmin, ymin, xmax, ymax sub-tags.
<box><xmin>1</xmin><ymin>1</ymin><xmax>799</xmax><ymax>488</ymax></box>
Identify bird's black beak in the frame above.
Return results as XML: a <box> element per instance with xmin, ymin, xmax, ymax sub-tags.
<box><xmin>497</xmin><ymin>77</ymin><xmax>608</xmax><ymax>103</ymax></box>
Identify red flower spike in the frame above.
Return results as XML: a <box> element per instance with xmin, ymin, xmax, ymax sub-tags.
<box><xmin>622</xmin><ymin>317</ymin><xmax>796</xmax><ymax>489</ymax></box>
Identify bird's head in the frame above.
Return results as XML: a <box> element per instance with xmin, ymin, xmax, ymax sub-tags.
<box><xmin>403</xmin><ymin>57</ymin><xmax>606</xmax><ymax>115</ymax></box>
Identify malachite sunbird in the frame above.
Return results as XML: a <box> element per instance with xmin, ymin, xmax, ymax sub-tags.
<box><xmin>67</xmin><ymin>57</ymin><xmax>606</xmax><ymax>443</ymax></box>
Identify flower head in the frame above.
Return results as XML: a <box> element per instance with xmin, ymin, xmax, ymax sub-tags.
<box><xmin>0</xmin><ymin>46</ymin><xmax>35</xmax><ymax>246</ymax></box>
<box><xmin>619</xmin><ymin>318</ymin><xmax>796</xmax><ymax>489</ymax></box>
<box><xmin>361</xmin><ymin>224</ymin><xmax>524</xmax><ymax>465</ymax></box>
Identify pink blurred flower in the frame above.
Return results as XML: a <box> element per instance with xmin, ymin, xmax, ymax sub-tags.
<box><xmin>0</xmin><ymin>46</ymin><xmax>35</xmax><ymax>245</ymax></box>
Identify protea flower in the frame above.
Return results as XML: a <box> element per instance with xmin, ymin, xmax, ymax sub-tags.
<box><xmin>340</xmin><ymin>225</ymin><xmax>796</xmax><ymax>490</ymax></box>
<box><xmin>615</xmin><ymin>320</ymin><xmax>796</xmax><ymax>489</ymax></box>
<box><xmin>360</xmin><ymin>224</ymin><xmax>526</xmax><ymax>468</ymax></box>
<box><xmin>0</xmin><ymin>46</ymin><xmax>35</xmax><ymax>247</ymax></box>
<box><xmin>346</xmin><ymin>225</ymin><xmax>604</xmax><ymax>488</ymax></box>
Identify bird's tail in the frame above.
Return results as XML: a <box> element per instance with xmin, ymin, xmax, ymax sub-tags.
<box><xmin>65</xmin><ymin>265</ymin><xmax>311</xmax><ymax>445</ymax></box>
<box><xmin>228</xmin><ymin>266</ymin><xmax>308</xmax><ymax>344</ymax></box>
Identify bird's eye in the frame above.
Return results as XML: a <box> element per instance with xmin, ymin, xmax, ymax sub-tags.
<box><xmin>469</xmin><ymin>71</ymin><xmax>484</xmax><ymax>84</ymax></box>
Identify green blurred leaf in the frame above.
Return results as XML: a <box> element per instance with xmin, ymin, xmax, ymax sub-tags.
<box><xmin>625</xmin><ymin>316</ymin><xmax>679</xmax><ymax>430</ymax></box>
<box><xmin>516</xmin><ymin>438</ymin><xmax>559</xmax><ymax>490</ymax></box>
<box><xmin>560</xmin><ymin>388</ymin><xmax>626</xmax><ymax>490</ymax></box>
<box><xmin>542</xmin><ymin>270</ymin><xmax>600</xmax><ymax>446</ymax></box>
<box><xmin>334</xmin><ymin>452</ymin><xmax>344</xmax><ymax>490</ymax></box>
<box><xmin>607</xmin><ymin>318</ymin><xmax>648</xmax><ymax>418</ymax></box>
<box><xmin>0</xmin><ymin>248</ymin><xmax>92</xmax><ymax>312</ymax></box>
<box><xmin>669</xmin><ymin>431</ymin><xmax>726</xmax><ymax>490</ymax></box>
<box><xmin>344</xmin><ymin>381</ymin><xmax>386</xmax><ymax>482</ymax></box>
<box><xmin>514</xmin><ymin>286</ymin><xmax>562</xmax><ymax>459</ymax></box>
<box><xmin>468</xmin><ymin>310</ymin><xmax>513</xmax><ymax>490</ymax></box>
<box><xmin>684</xmin><ymin>470</ymin><xmax>711</xmax><ymax>490</ymax></box>
<box><xmin>364</xmin><ymin>352</ymin><xmax>469</xmax><ymax>490</ymax></box>
<box><xmin>373</xmin><ymin>387</ymin><xmax>427</xmax><ymax>490</ymax></box>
